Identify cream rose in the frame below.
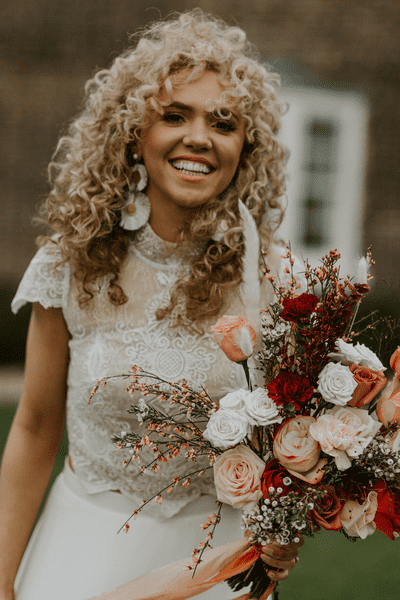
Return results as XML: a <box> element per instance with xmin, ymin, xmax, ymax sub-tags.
<box><xmin>341</xmin><ymin>492</ymin><xmax>378</xmax><ymax>539</ymax></box>
<box><xmin>273</xmin><ymin>416</ymin><xmax>320</xmax><ymax>473</ymax></box>
<box><xmin>354</xmin><ymin>343</ymin><xmax>386</xmax><ymax>371</ymax></box>
<box><xmin>318</xmin><ymin>362</ymin><xmax>358</xmax><ymax>405</ymax></box>
<box><xmin>213</xmin><ymin>445</ymin><xmax>265</xmax><ymax>512</ymax></box>
<box><xmin>309</xmin><ymin>406</ymin><xmax>382</xmax><ymax>470</ymax></box>
<box><xmin>328</xmin><ymin>340</ymin><xmax>362</xmax><ymax>366</ymax></box>
<box><xmin>203</xmin><ymin>409</ymin><xmax>252</xmax><ymax>449</ymax></box>
<box><xmin>243</xmin><ymin>389</ymin><xmax>283</xmax><ymax>426</ymax></box>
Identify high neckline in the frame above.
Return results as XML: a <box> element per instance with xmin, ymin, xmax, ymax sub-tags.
<box><xmin>130</xmin><ymin>223</ymin><xmax>207</xmax><ymax>267</ymax></box>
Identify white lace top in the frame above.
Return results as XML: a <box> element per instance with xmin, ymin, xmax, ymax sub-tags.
<box><xmin>12</xmin><ymin>225</ymin><xmax>285</xmax><ymax>518</ymax></box>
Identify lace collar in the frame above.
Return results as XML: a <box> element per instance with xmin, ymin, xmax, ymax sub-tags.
<box><xmin>130</xmin><ymin>223</ymin><xmax>207</xmax><ymax>267</ymax></box>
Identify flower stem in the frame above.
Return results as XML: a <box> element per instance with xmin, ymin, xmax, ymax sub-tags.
<box><xmin>239</xmin><ymin>359</ymin><xmax>252</xmax><ymax>391</ymax></box>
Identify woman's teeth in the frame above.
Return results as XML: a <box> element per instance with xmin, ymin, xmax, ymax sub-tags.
<box><xmin>171</xmin><ymin>160</ymin><xmax>213</xmax><ymax>175</ymax></box>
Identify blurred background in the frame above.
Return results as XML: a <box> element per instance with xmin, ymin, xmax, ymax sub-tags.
<box><xmin>0</xmin><ymin>1</ymin><xmax>399</xmax><ymax>598</ymax></box>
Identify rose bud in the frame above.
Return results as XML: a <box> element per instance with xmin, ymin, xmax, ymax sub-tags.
<box><xmin>390</xmin><ymin>348</ymin><xmax>400</xmax><ymax>378</ymax></box>
<box><xmin>376</xmin><ymin>383</ymin><xmax>400</xmax><ymax>427</ymax></box>
<box><xmin>212</xmin><ymin>315</ymin><xmax>256</xmax><ymax>363</ymax></box>
<box><xmin>348</xmin><ymin>363</ymin><xmax>387</xmax><ymax>408</ymax></box>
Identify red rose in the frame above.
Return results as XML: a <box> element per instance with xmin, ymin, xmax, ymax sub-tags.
<box><xmin>281</xmin><ymin>293</ymin><xmax>319</xmax><ymax>323</ymax></box>
<box><xmin>312</xmin><ymin>485</ymin><xmax>343</xmax><ymax>531</ymax></box>
<box><xmin>267</xmin><ymin>371</ymin><xmax>314</xmax><ymax>411</ymax></box>
<box><xmin>261</xmin><ymin>458</ymin><xmax>299</xmax><ymax>498</ymax></box>
<box><xmin>372</xmin><ymin>480</ymin><xmax>400</xmax><ymax>540</ymax></box>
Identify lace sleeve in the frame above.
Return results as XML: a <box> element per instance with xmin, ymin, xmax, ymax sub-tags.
<box><xmin>11</xmin><ymin>240</ymin><xmax>70</xmax><ymax>314</ymax></box>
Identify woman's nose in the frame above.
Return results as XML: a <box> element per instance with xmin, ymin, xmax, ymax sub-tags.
<box><xmin>182</xmin><ymin>118</ymin><xmax>212</xmax><ymax>150</ymax></box>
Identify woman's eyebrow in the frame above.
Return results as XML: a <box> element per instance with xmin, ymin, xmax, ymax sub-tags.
<box><xmin>165</xmin><ymin>101</ymin><xmax>191</xmax><ymax>111</ymax></box>
<box><xmin>165</xmin><ymin>101</ymin><xmax>241</xmax><ymax>123</ymax></box>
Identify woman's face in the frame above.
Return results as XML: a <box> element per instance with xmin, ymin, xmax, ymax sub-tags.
<box><xmin>139</xmin><ymin>70</ymin><xmax>246</xmax><ymax>222</ymax></box>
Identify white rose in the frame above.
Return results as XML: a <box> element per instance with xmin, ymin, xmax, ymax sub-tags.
<box><xmin>341</xmin><ymin>492</ymin><xmax>378</xmax><ymax>539</ymax></box>
<box><xmin>354</xmin><ymin>343</ymin><xmax>386</xmax><ymax>371</ymax></box>
<box><xmin>219</xmin><ymin>389</ymin><xmax>250</xmax><ymax>412</ymax></box>
<box><xmin>327</xmin><ymin>339</ymin><xmax>362</xmax><ymax>366</ymax></box>
<box><xmin>318</xmin><ymin>362</ymin><xmax>358</xmax><ymax>405</ymax></box>
<box><xmin>203</xmin><ymin>409</ymin><xmax>252</xmax><ymax>449</ymax></box>
<box><xmin>243</xmin><ymin>389</ymin><xmax>283</xmax><ymax>426</ymax></box>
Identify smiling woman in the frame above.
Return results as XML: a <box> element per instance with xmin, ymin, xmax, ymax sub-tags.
<box><xmin>1</xmin><ymin>9</ymin><xmax>297</xmax><ymax>600</ymax></box>
<box><xmin>141</xmin><ymin>70</ymin><xmax>246</xmax><ymax>240</ymax></box>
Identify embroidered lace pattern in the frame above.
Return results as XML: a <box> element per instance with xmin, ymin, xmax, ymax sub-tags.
<box><xmin>12</xmin><ymin>225</ymin><xmax>285</xmax><ymax>519</ymax></box>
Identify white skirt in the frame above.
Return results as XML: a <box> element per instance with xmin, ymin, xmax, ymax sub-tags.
<box><xmin>15</xmin><ymin>460</ymin><xmax>255</xmax><ymax>600</ymax></box>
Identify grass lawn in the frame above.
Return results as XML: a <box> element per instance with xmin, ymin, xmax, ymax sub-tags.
<box><xmin>1</xmin><ymin>404</ymin><xmax>399</xmax><ymax>599</ymax></box>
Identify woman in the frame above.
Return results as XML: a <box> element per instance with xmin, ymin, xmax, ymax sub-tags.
<box><xmin>0</xmin><ymin>10</ymin><xmax>301</xmax><ymax>600</ymax></box>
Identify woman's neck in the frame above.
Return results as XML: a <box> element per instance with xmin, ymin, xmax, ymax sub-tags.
<box><xmin>148</xmin><ymin>198</ymin><xmax>198</xmax><ymax>243</ymax></box>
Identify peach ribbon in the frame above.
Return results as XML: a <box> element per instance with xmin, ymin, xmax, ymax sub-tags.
<box><xmin>93</xmin><ymin>537</ymin><xmax>272</xmax><ymax>600</ymax></box>
<box><xmin>201</xmin><ymin>543</ymin><xmax>276</xmax><ymax>600</ymax></box>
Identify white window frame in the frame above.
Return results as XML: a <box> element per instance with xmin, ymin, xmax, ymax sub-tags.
<box><xmin>277</xmin><ymin>86</ymin><xmax>369</xmax><ymax>275</ymax></box>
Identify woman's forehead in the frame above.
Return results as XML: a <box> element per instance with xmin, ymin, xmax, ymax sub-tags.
<box><xmin>157</xmin><ymin>68</ymin><xmax>241</xmax><ymax>113</ymax></box>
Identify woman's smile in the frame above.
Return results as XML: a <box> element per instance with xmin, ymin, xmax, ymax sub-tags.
<box><xmin>139</xmin><ymin>70</ymin><xmax>246</xmax><ymax>238</ymax></box>
<box><xmin>169</xmin><ymin>156</ymin><xmax>215</xmax><ymax>178</ymax></box>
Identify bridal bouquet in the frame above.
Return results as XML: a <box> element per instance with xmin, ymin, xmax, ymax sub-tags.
<box><xmin>91</xmin><ymin>247</ymin><xmax>400</xmax><ymax>600</ymax></box>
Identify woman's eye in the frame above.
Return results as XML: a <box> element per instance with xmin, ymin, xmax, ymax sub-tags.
<box><xmin>162</xmin><ymin>112</ymin><xmax>184</xmax><ymax>124</ymax></box>
<box><xmin>214</xmin><ymin>120</ymin><xmax>236</xmax><ymax>132</ymax></box>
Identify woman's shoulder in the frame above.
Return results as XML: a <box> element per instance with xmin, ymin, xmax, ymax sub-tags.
<box><xmin>11</xmin><ymin>235</ymin><xmax>71</xmax><ymax>314</ymax></box>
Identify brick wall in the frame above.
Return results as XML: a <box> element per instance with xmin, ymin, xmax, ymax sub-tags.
<box><xmin>1</xmin><ymin>0</ymin><xmax>399</xmax><ymax>299</ymax></box>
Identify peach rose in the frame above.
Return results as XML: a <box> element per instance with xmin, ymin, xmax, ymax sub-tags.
<box><xmin>387</xmin><ymin>429</ymin><xmax>400</xmax><ymax>451</ymax></box>
<box><xmin>390</xmin><ymin>348</ymin><xmax>400</xmax><ymax>377</ymax></box>
<box><xmin>348</xmin><ymin>363</ymin><xmax>387</xmax><ymax>408</ymax></box>
<box><xmin>273</xmin><ymin>416</ymin><xmax>321</xmax><ymax>473</ymax></box>
<box><xmin>376</xmin><ymin>379</ymin><xmax>400</xmax><ymax>427</ymax></box>
<box><xmin>285</xmin><ymin>458</ymin><xmax>327</xmax><ymax>485</ymax></box>
<box><xmin>341</xmin><ymin>492</ymin><xmax>378</xmax><ymax>539</ymax></box>
<box><xmin>212</xmin><ymin>315</ymin><xmax>256</xmax><ymax>363</ymax></box>
<box><xmin>213</xmin><ymin>445</ymin><xmax>265</xmax><ymax>512</ymax></box>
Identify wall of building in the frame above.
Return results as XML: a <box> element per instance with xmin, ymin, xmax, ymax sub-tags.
<box><xmin>1</xmin><ymin>0</ymin><xmax>399</xmax><ymax>361</ymax></box>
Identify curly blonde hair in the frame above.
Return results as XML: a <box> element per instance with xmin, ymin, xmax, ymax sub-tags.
<box><xmin>41</xmin><ymin>9</ymin><xmax>288</xmax><ymax>326</ymax></box>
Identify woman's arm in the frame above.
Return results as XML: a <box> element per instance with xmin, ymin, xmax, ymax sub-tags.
<box><xmin>0</xmin><ymin>303</ymin><xmax>70</xmax><ymax>600</ymax></box>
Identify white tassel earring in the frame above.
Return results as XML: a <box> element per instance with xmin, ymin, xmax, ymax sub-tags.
<box><xmin>120</xmin><ymin>154</ymin><xmax>151</xmax><ymax>231</ymax></box>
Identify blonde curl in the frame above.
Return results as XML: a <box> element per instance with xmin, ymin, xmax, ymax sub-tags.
<box><xmin>39</xmin><ymin>9</ymin><xmax>288</xmax><ymax>323</ymax></box>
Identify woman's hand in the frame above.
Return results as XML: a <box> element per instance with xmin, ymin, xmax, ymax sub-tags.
<box><xmin>246</xmin><ymin>530</ymin><xmax>304</xmax><ymax>581</ymax></box>
<box><xmin>260</xmin><ymin>536</ymin><xmax>303</xmax><ymax>581</ymax></box>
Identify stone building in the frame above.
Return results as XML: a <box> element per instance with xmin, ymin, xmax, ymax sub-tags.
<box><xmin>1</xmin><ymin>0</ymin><xmax>399</xmax><ymax>361</ymax></box>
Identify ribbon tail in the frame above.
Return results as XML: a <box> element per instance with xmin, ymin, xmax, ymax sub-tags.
<box><xmin>232</xmin><ymin>580</ymin><xmax>276</xmax><ymax>600</ymax></box>
<box><xmin>204</xmin><ymin>545</ymin><xmax>262</xmax><ymax>585</ymax></box>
